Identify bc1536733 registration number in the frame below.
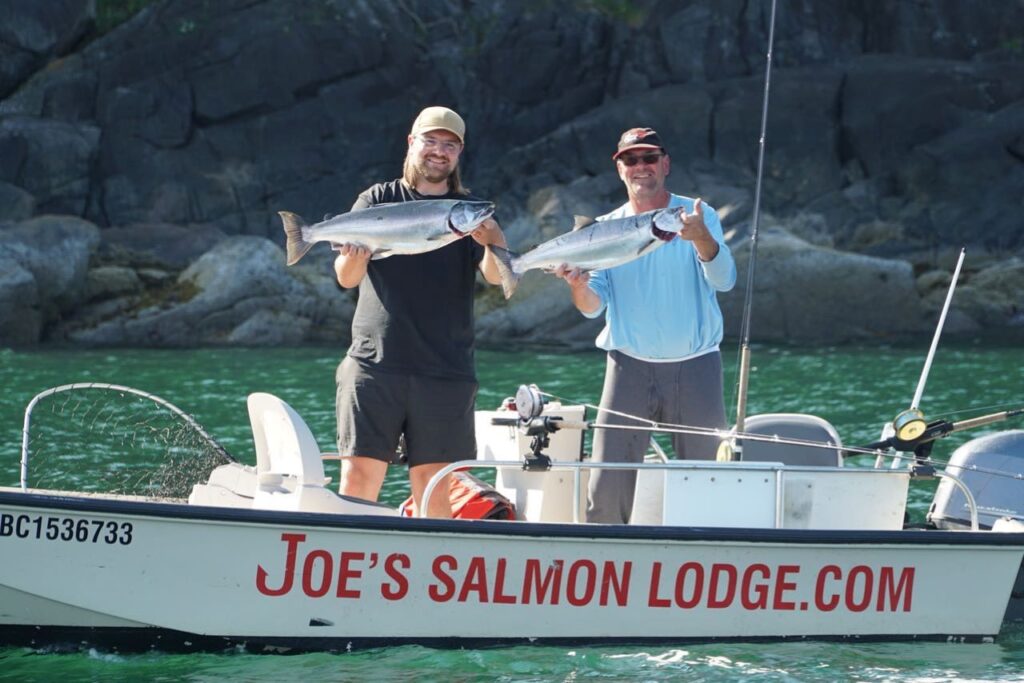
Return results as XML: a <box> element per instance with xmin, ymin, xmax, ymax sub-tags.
<box><xmin>0</xmin><ymin>513</ymin><xmax>133</xmax><ymax>545</ymax></box>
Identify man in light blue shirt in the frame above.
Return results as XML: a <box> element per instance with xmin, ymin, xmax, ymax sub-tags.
<box><xmin>557</xmin><ymin>127</ymin><xmax>736</xmax><ymax>524</ymax></box>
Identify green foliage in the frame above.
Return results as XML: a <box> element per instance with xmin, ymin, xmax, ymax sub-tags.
<box><xmin>96</xmin><ymin>0</ymin><xmax>156</xmax><ymax>34</ymax></box>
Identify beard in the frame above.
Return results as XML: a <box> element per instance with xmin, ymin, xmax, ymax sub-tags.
<box><xmin>415</xmin><ymin>157</ymin><xmax>454</xmax><ymax>184</ymax></box>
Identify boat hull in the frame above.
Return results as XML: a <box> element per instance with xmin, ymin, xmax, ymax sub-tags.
<box><xmin>2</xmin><ymin>490</ymin><xmax>1023</xmax><ymax>651</ymax></box>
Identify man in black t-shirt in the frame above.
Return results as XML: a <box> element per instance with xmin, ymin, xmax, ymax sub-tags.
<box><xmin>332</xmin><ymin>106</ymin><xmax>507</xmax><ymax>518</ymax></box>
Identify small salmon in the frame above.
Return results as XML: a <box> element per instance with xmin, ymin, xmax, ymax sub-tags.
<box><xmin>279</xmin><ymin>200</ymin><xmax>495</xmax><ymax>265</ymax></box>
<box><xmin>491</xmin><ymin>208</ymin><xmax>681</xmax><ymax>298</ymax></box>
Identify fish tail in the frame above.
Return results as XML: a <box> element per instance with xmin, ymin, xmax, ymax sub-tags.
<box><xmin>490</xmin><ymin>245</ymin><xmax>521</xmax><ymax>299</ymax></box>
<box><xmin>279</xmin><ymin>211</ymin><xmax>313</xmax><ymax>265</ymax></box>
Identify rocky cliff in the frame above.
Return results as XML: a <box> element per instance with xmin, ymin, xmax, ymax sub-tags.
<box><xmin>1</xmin><ymin>0</ymin><xmax>1022</xmax><ymax>347</ymax></box>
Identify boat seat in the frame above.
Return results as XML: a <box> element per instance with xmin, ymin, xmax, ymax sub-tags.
<box><xmin>190</xmin><ymin>393</ymin><xmax>397</xmax><ymax>516</ymax></box>
<box><xmin>249</xmin><ymin>392</ymin><xmax>330</xmax><ymax>489</ymax></box>
<box><xmin>738</xmin><ymin>413</ymin><xmax>843</xmax><ymax>467</ymax></box>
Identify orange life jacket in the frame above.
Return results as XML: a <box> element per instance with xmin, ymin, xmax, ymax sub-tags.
<box><xmin>399</xmin><ymin>471</ymin><xmax>515</xmax><ymax>520</ymax></box>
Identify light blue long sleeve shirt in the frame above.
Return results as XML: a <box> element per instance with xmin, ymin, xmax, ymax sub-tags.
<box><xmin>584</xmin><ymin>194</ymin><xmax>736</xmax><ymax>360</ymax></box>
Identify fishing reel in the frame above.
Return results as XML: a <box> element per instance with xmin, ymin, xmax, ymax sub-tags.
<box><xmin>515</xmin><ymin>383</ymin><xmax>545</xmax><ymax>421</ymax></box>
<box><xmin>892</xmin><ymin>408</ymin><xmax>927</xmax><ymax>442</ymax></box>
<box><xmin>515</xmin><ymin>385</ymin><xmax>554</xmax><ymax>471</ymax></box>
<box><xmin>489</xmin><ymin>384</ymin><xmax>557</xmax><ymax>471</ymax></box>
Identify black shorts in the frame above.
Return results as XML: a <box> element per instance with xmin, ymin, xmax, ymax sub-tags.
<box><xmin>335</xmin><ymin>357</ymin><xmax>478</xmax><ymax>466</ymax></box>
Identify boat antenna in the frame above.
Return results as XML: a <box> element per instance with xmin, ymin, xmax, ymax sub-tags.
<box><xmin>720</xmin><ymin>0</ymin><xmax>778</xmax><ymax>461</ymax></box>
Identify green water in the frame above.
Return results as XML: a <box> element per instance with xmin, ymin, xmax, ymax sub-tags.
<box><xmin>1</xmin><ymin>343</ymin><xmax>1023</xmax><ymax>680</ymax></box>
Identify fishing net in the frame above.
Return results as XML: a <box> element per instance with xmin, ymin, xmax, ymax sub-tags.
<box><xmin>20</xmin><ymin>383</ymin><xmax>235</xmax><ymax>499</ymax></box>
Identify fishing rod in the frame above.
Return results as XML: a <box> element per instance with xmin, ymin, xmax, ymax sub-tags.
<box><xmin>887</xmin><ymin>248</ymin><xmax>966</xmax><ymax>468</ymax></box>
<box><xmin>501</xmin><ymin>407</ymin><xmax>1024</xmax><ymax>460</ymax></box>
<box><xmin>494</xmin><ymin>410</ymin><xmax>1024</xmax><ymax>483</ymax></box>
<box><xmin>508</xmin><ymin>385</ymin><xmax>1024</xmax><ymax>480</ymax></box>
<box><xmin>724</xmin><ymin>0</ymin><xmax>779</xmax><ymax>461</ymax></box>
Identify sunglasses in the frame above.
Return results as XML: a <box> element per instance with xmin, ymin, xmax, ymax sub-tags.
<box><xmin>618</xmin><ymin>152</ymin><xmax>665</xmax><ymax>167</ymax></box>
<box><xmin>416</xmin><ymin>135</ymin><xmax>462</xmax><ymax>154</ymax></box>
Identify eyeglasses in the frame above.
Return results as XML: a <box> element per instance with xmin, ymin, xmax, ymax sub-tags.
<box><xmin>416</xmin><ymin>135</ymin><xmax>462</xmax><ymax>154</ymax></box>
<box><xmin>618</xmin><ymin>152</ymin><xmax>665</xmax><ymax>167</ymax></box>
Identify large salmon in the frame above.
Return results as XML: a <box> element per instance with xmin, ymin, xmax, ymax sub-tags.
<box><xmin>491</xmin><ymin>208</ymin><xmax>682</xmax><ymax>298</ymax></box>
<box><xmin>278</xmin><ymin>199</ymin><xmax>495</xmax><ymax>266</ymax></box>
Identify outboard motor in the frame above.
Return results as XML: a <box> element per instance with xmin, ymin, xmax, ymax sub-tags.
<box><xmin>928</xmin><ymin>430</ymin><xmax>1024</xmax><ymax>622</ymax></box>
<box><xmin>929</xmin><ymin>430</ymin><xmax>1024</xmax><ymax>530</ymax></box>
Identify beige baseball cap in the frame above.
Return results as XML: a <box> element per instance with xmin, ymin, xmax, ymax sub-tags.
<box><xmin>410</xmin><ymin>106</ymin><xmax>465</xmax><ymax>143</ymax></box>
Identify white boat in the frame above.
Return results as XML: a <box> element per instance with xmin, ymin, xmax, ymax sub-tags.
<box><xmin>2</xmin><ymin>382</ymin><xmax>1023</xmax><ymax>652</ymax></box>
<box><xmin>5</xmin><ymin>4</ymin><xmax>1021</xmax><ymax>653</ymax></box>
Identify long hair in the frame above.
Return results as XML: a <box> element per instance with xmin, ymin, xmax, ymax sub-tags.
<box><xmin>402</xmin><ymin>147</ymin><xmax>469</xmax><ymax>195</ymax></box>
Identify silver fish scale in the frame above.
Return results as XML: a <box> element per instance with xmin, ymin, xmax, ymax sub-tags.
<box><xmin>306</xmin><ymin>201</ymin><xmax>461</xmax><ymax>257</ymax></box>
<box><xmin>514</xmin><ymin>211</ymin><xmax>668</xmax><ymax>273</ymax></box>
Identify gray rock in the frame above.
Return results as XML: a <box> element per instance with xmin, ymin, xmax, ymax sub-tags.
<box><xmin>67</xmin><ymin>236</ymin><xmax>319</xmax><ymax>346</ymax></box>
<box><xmin>86</xmin><ymin>265</ymin><xmax>141</xmax><ymax>301</ymax></box>
<box><xmin>916</xmin><ymin>269</ymin><xmax>952</xmax><ymax>295</ymax></box>
<box><xmin>0</xmin><ymin>214</ymin><xmax>100</xmax><ymax>317</ymax></box>
<box><xmin>227</xmin><ymin>310</ymin><xmax>311</xmax><ymax>346</ymax></box>
<box><xmin>0</xmin><ymin>180</ymin><xmax>34</xmax><ymax>220</ymax></box>
<box><xmin>0</xmin><ymin>0</ymin><xmax>94</xmax><ymax>99</ymax></box>
<box><xmin>0</xmin><ymin>116</ymin><xmax>99</xmax><ymax>216</ymax></box>
<box><xmin>476</xmin><ymin>275</ymin><xmax>602</xmax><ymax>350</ymax></box>
<box><xmin>712</xmin><ymin>68</ymin><xmax>845</xmax><ymax>207</ymax></box>
<box><xmin>98</xmin><ymin>223</ymin><xmax>227</xmax><ymax>270</ymax></box>
<box><xmin>4</xmin><ymin>0</ymin><xmax>1024</xmax><ymax>347</ymax></box>
<box><xmin>0</xmin><ymin>252</ymin><xmax>40</xmax><ymax>345</ymax></box>
<box><xmin>900</xmin><ymin>99</ymin><xmax>1024</xmax><ymax>251</ymax></box>
<box><xmin>719</xmin><ymin>228</ymin><xmax>928</xmax><ymax>342</ymax></box>
<box><xmin>953</xmin><ymin>258</ymin><xmax>1024</xmax><ymax>328</ymax></box>
<box><xmin>137</xmin><ymin>267</ymin><xmax>174</xmax><ymax>286</ymax></box>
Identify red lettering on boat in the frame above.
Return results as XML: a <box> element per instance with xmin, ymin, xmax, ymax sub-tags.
<box><xmin>600</xmin><ymin>560</ymin><xmax>632</xmax><ymax>606</ymax></box>
<box><xmin>772</xmin><ymin>565</ymin><xmax>799</xmax><ymax>610</ymax></box>
<box><xmin>877</xmin><ymin>567</ymin><xmax>914</xmax><ymax>612</ymax></box>
<box><xmin>814</xmin><ymin>565</ymin><xmax>842</xmax><ymax>611</ymax></box>
<box><xmin>493</xmin><ymin>558</ymin><xmax>517</xmax><ymax>604</ymax></box>
<box><xmin>458</xmin><ymin>556</ymin><xmax>490</xmax><ymax>603</ymax></box>
<box><xmin>336</xmin><ymin>551</ymin><xmax>364</xmax><ymax>599</ymax></box>
<box><xmin>708</xmin><ymin>563</ymin><xmax>738</xmax><ymax>609</ymax></box>
<box><xmin>255</xmin><ymin>532</ymin><xmax>305</xmax><ymax>597</ymax></box>
<box><xmin>429</xmin><ymin>555</ymin><xmax>457</xmax><ymax>602</ymax></box>
<box><xmin>523</xmin><ymin>559</ymin><xmax>563</xmax><ymax>605</ymax></box>
<box><xmin>845</xmin><ymin>565</ymin><xmax>873</xmax><ymax>612</ymax></box>
<box><xmin>566</xmin><ymin>560</ymin><xmax>597</xmax><ymax>606</ymax></box>
<box><xmin>675</xmin><ymin>562</ymin><xmax>704</xmax><ymax>608</ymax></box>
<box><xmin>381</xmin><ymin>553</ymin><xmax>410</xmax><ymax>601</ymax></box>
<box><xmin>740</xmin><ymin>564</ymin><xmax>771</xmax><ymax>609</ymax></box>
<box><xmin>647</xmin><ymin>562</ymin><xmax>670</xmax><ymax>607</ymax></box>
<box><xmin>302</xmin><ymin>549</ymin><xmax>333</xmax><ymax>598</ymax></box>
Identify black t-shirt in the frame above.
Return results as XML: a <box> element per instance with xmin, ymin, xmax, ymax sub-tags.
<box><xmin>346</xmin><ymin>179</ymin><xmax>485</xmax><ymax>381</ymax></box>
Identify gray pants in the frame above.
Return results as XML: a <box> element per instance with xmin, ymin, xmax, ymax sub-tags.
<box><xmin>586</xmin><ymin>350</ymin><xmax>727</xmax><ymax>524</ymax></box>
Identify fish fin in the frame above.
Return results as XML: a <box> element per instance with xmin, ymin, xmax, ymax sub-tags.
<box><xmin>279</xmin><ymin>211</ymin><xmax>314</xmax><ymax>266</ymax></box>
<box><xmin>572</xmin><ymin>215</ymin><xmax>596</xmax><ymax>231</ymax></box>
<box><xmin>635</xmin><ymin>239</ymin><xmax>660</xmax><ymax>257</ymax></box>
<box><xmin>490</xmin><ymin>245</ymin><xmax>522</xmax><ymax>300</ymax></box>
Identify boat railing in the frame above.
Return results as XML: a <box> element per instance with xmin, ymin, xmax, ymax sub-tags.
<box><xmin>420</xmin><ymin>458</ymin><xmax>981</xmax><ymax>530</ymax></box>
